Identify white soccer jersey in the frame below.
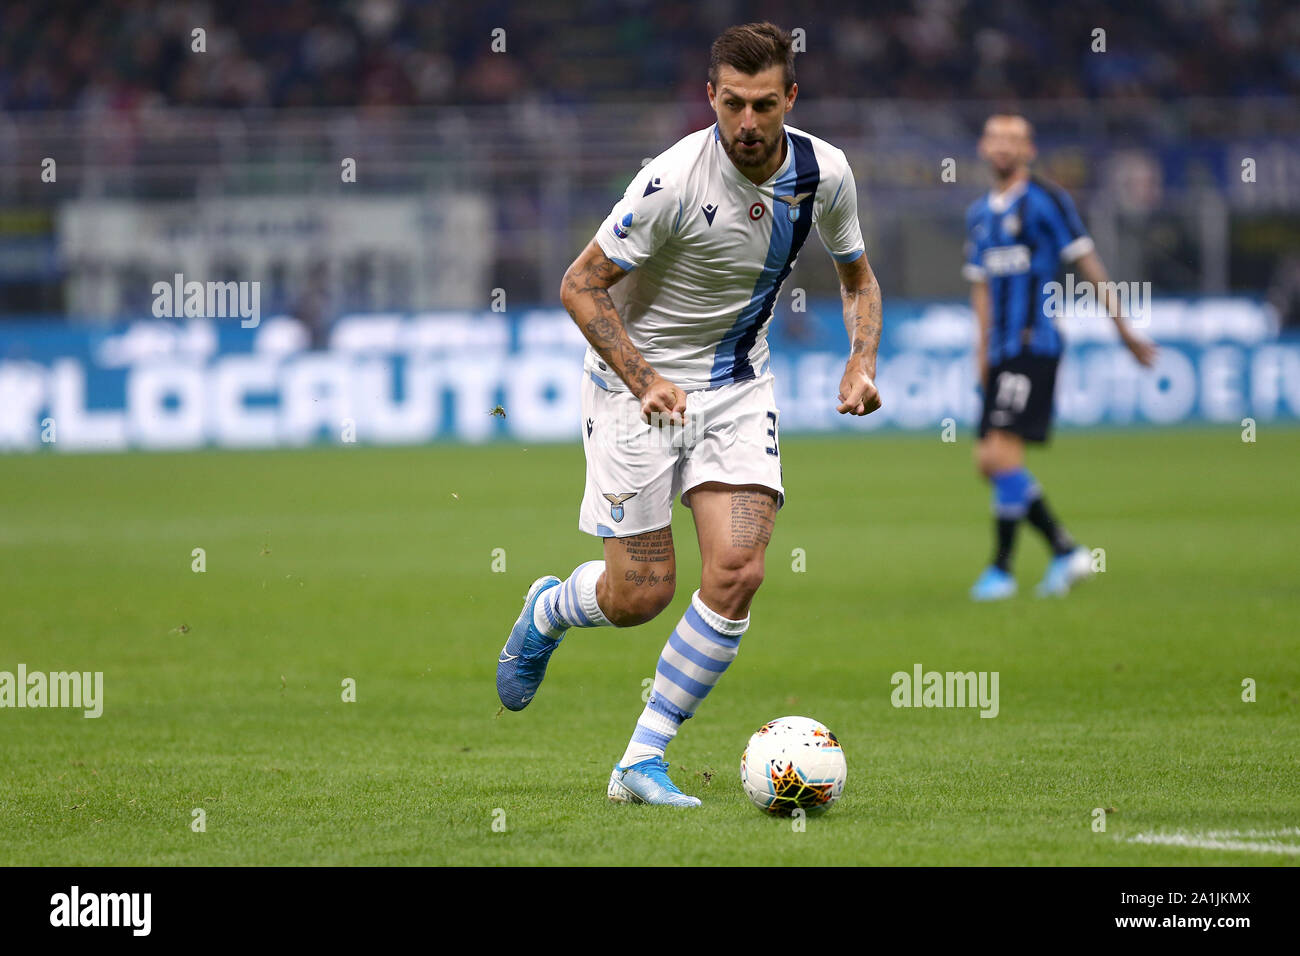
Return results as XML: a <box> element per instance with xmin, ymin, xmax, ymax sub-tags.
<box><xmin>589</xmin><ymin>122</ymin><xmax>865</xmax><ymax>392</ymax></box>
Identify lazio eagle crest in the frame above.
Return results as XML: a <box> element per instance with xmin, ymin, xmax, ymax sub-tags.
<box><xmin>603</xmin><ymin>492</ymin><xmax>637</xmax><ymax>522</ymax></box>
<box><xmin>776</xmin><ymin>191</ymin><xmax>813</xmax><ymax>222</ymax></box>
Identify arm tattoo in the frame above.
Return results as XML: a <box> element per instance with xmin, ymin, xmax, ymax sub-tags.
<box><xmin>562</xmin><ymin>250</ymin><xmax>658</xmax><ymax>395</ymax></box>
<box><xmin>841</xmin><ymin>275</ymin><xmax>882</xmax><ymax>361</ymax></box>
<box><xmin>729</xmin><ymin>490</ymin><xmax>776</xmax><ymax>550</ymax></box>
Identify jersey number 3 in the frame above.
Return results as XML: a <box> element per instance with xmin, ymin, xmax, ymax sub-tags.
<box><xmin>765</xmin><ymin>411</ymin><xmax>780</xmax><ymax>457</ymax></box>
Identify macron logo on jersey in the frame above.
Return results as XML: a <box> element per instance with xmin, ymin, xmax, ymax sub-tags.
<box><xmin>612</xmin><ymin>212</ymin><xmax>634</xmax><ymax>239</ymax></box>
<box><xmin>643</xmin><ymin>176</ymin><xmax>664</xmax><ymax>196</ymax></box>
<box><xmin>701</xmin><ymin>202</ymin><xmax>718</xmax><ymax>225</ymax></box>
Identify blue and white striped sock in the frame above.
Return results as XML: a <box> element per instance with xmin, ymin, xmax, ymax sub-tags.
<box><xmin>533</xmin><ymin>560</ymin><xmax>611</xmax><ymax>638</ymax></box>
<box><xmin>619</xmin><ymin>590</ymin><xmax>747</xmax><ymax>768</ymax></box>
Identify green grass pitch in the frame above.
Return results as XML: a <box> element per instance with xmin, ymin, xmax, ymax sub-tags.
<box><xmin>1</xmin><ymin>427</ymin><xmax>1297</xmax><ymax>866</ymax></box>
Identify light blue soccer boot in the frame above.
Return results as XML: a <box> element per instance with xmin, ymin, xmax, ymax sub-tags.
<box><xmin>970</xmin><ymin>565</ymin><xmax>1017</xmax><ymax>601</ymax></box>
<box><xmin>496</xmin><ymin>575</ymin><xmax>564</xmax><ymax>711</ymax></box>
<box><xmin>608</xmin><ymin>756</ymin><xmax>702</xmax><ymax>807</ymax></box>
<box><xmin>1037</xmin><ymin>546</ymin><xmax>1094</xmax><ymax>598</ymax></box>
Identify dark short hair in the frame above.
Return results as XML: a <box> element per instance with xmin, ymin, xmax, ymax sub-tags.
<box><xmin>984</xmin><ymin>113</ymin><xmax>1036</xmax><ymax>143</ymax></box>
<box><xmin>708</xmin><ymin>22</ymin><xmax>796</xmax><ymax>93</ymax></box>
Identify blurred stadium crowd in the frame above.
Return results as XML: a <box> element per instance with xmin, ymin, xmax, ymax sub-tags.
<box><xmin>3</xmin><ymin>0</ymin><xmax>1299</xmax><ymax>112</ymax></box>
<box><xmin>1</xmin><ymin>1</ymin><xmax>1298</xmax><ymax>325</ymax></box>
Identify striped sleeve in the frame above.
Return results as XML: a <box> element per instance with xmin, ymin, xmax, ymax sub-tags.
<box><xmin>962</xmin><ymin>203</ymin><xmax>986</xmax><ymax>282</ymax></box>
<box><xmin>1034</xmin><ymin>181</ymin><xmax>1094</xmax><ymax>263</ymax></box>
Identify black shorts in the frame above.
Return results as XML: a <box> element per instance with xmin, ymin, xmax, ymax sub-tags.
<box><xmin>979</xmin><ymin>353</ymin><xmax>1060</xmax><ymax>443</ymax></box>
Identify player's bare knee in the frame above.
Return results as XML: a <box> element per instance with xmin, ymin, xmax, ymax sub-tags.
<box><xmin>602</xmin><ymin>577</ymin><xmax>674</xmax><ymax>627</ymax></box>
<box><xmin>741</xmin><ymin>558</ymin><xmax>766</xmax><ymax>598</ymax></box>
<box><xmin>605</xmin><ymin>594</ymin><xmax>669</xmax><ymax>628</ymax></box>
<box><xmin>703</xmin><ymin>554</ymin><xmax>765</xmax><ymax>618</ymax></box>
<box><xmin>978</xmin><ymin>435</ymin><xmax>1021</xmax><ymax>477</ymax></box>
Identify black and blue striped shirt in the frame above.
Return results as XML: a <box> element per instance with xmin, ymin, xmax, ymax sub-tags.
<box><xmin>963</xmin><ymin>176</ymin><xmax>1094</xmax><ymax>364</ymax></box>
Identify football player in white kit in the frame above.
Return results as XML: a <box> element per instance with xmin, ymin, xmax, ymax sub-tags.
<box><xmin>497</xmin><ymin>22</ymin><xmax>883</xmax><ymax>806</ymax></box>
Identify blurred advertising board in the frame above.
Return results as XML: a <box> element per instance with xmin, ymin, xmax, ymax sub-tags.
<box><xmin>0</xmin><ymin>299</ymin><xmax>1295</xmax><ymax>452</ymax></box>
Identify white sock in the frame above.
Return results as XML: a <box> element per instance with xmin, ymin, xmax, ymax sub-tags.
<box><xmin>619</xmin><ymin>590</ymin><xmax>748</xmax><ymax>768</ymax></box>
<box><xmin>533</xmin><ymin>560</ymin><xmax>611</xmax><ymax>638</ymax></box>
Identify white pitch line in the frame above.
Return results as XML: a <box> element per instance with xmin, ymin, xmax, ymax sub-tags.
<box><xmin>1127</xmin><ymin>828</ymin><xmax>1300</xmax><ymax>855</ymax></box>
<box><xmin>1197</xmin><ymin>827</ymin><xmax>1300</xmax><ymax>840</ymax></box>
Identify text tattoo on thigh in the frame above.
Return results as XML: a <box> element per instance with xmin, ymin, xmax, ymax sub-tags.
<box><xmin>624</xmin><ymin>568</ymin><xmax>674</xmax><ymax>587</ymax></box>
<box><xmin>621</xmin><ymin>528</ymin><xmax>674</xmax><ymax>587</ymax></box>
<box><xmin>622</xmin><ymin>527</ymin><xmax>674</xmax><ymax>564</ymax></box>
<box><xmin>730</xmin><ymin>491</ymin><xmax>775</xmax><ymax>549</ymax></box>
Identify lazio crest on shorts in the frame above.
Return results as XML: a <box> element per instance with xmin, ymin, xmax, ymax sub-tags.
<box><xmin>603</xmin><ymin>492</ymin><xmax>637</xmax><ymax>523</ymax></box>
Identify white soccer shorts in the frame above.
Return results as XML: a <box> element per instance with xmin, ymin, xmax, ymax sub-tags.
<box><xmin>578</xmin><ymin>370</ymin><xmax>785</xmax><ymax>538</ymax></box>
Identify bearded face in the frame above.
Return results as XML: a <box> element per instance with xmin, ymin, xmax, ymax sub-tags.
<box><xmin>719</xmin><ymin>126</ymin><xmax>781</xmax><ymax>169</ymax></box>
<box><xmin>709</xmin><ymin>63</ymin><xmax>795</xmax><ymax>176</ymax></box>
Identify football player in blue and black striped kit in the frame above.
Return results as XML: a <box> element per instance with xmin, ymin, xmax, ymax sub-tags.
<box><xmin>963</xmin><ymin>115</ymin><xmax>1156</xmax><ymax>600</ymax></box>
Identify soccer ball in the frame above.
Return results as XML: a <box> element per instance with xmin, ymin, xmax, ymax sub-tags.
<box><xmin>740</xmin><ymin>715</ymin><xmax>847</xmax><ymax>815</ymax></box>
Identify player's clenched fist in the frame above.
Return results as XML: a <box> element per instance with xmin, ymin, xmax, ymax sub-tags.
<box><xmin>639</xmin><ymin>374</ymin><xmax>687</xmax><ymax>427</ymax></box>
<box><xmin>836</xmin><ymin>364</ymin><xmax>882</xmax><ymax>416</ymax></box>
